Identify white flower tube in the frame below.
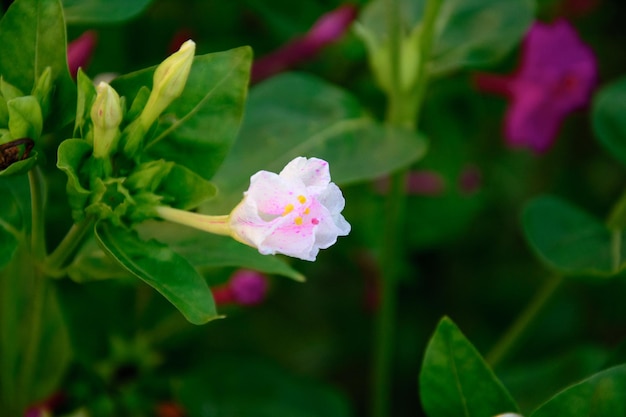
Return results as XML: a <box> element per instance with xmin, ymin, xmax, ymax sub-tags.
<box><xmin>155</xmin><ymin>157</ymin><xmax>350</xmax><ymax>261</ymax></box>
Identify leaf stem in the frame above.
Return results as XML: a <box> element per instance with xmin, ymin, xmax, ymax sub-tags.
<box><xmin>486</xmin><ymin>274</ymin><xmax>564</xmax><ymax>368</ymax></box>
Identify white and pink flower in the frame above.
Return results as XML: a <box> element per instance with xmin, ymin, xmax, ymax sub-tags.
<box><xmin>155</xmin><ymin>157</ymin><xmax>350</xmax><ymax>261</ymax></box>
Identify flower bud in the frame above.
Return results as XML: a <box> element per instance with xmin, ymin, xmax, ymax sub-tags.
<box><xmin>139</xmin><ymin>40</ymin><xmax>195</xmax><ymax>130</ymax></box>
<box><xmin>91</xmin><ymin>81</ymin><xmax>122</xmax><ymax>159</ymax></box>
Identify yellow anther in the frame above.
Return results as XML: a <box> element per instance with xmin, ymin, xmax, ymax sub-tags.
<box><xmin>297</xmin><ymin>195</ymin><xmax>307</xmax><ymax>204</ymax></box>
<box><xmin>282</xmin><ymin>204</ymin><xmax>294</xmax><ymax>216</ymax></box>
<box><xmin>294</xmin><ymin>217</ymin><xmax>303</xmax><ymax>225</ymax></box>
<box><xmin>304</xmin><ymin>208</ymin><xmax>310</xmax><ymax>215</ymax></box>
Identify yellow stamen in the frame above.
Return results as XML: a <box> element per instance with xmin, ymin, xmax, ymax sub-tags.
<box><xmin>282</xmin><ymin>204</ymin><xmax>294</xmax><ymax>216</ymax></box>
<box><xmin>297</xmin><ymin>195</ymin><xmax>307</xmax><ymax>204</ymax></box>
<box><xmin>294</xmin><ymin>217</ymin><xmax>303</xmax><ymax>225</ymax></box>
<box><xmin>304</xmin><ymin>208</ymin><xmax>310</xmax><ymax>215</ymax></box>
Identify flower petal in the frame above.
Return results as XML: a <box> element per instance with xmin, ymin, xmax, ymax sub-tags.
<box><xmin>280</xmin><ymin>156</ymin><xmax>331</xmax><ymax>189</ymax></box>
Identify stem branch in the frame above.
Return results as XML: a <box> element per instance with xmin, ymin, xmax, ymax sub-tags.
<box><xmin>486</xmin><ymin>274</ymin><xmax>564</xmax><ymax>368</ymax></box>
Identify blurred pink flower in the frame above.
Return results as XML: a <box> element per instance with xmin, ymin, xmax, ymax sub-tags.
<box><xmin>474</xmin><ymin>19</ymin><xmax>596</xmax><ymax>153</ymax></box>
<box><xmin>67</xmin><ymin>30</ymin><xmax>98</xmax><ymax>79</ymax></box>
<box><xmin>251</xmin><ymin>4</ymin><xmax>358</xmax><ymax>83</ymax></box>
<box><xmin>213</xmin><ymin>269</ymin><xmax>269</xmax><ymax>306</ymax></box>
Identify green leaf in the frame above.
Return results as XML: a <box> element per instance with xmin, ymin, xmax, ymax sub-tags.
<box><xmin>138</xmin><ymin>221</ymin><xmax>305</xmax><ymax>282</ymax></box>
<box><xmin>57</xmin><ymin>139</ymin><xmax>93</xmax><ymax>221</ymax></box>
<box><xmin>358</xmin><ymin>0</ymin><xmax>533</xmax><ymax>76</ymax></box>
<box><xmin>209</xmin><ymin>72</ymin><xmax>427</xmax><ymax>211</ymax></box>
<box><xmin>522</xmin><ymin>195</ymin><xmax>626</xmax><ymax>277</ymax></box>
<box><xmin>419</xmin><ymin>317</ymin><xmax>519</xmax><ymax>417</ymax></box>
<box><xmin>0</xmin><ymin>0</ymin><xmax>76</xmax><ymax>129</ymax></box>
<box><xmin>111</xmin><ymin>46</ymin><xmax>252</xmax><ymax>180</ymax></box>
<box><xmin>0</xmin><ymin>174</ymin><xmax>29</xmax><ymax>235</ymax></box>
<box><xmin>177</xmin><ymin>354</ymin><xmax>352</xmax><ymax>417</ymax></box>
<box><xmin>593</xmin><ymin>76</ymin><xmax>626</xmax><ymax>166</ymax></box>
<box><xmin>62</xmin><ymin>0</ymin><xmax>153</xmax><ymax>23</ymax></box>
<box><xmin>429</xmin><ymin>0</ymin><xmax>534</xmax><ymax>74</ymax></box>
<box><xmin>94</xmin><ymin>221</ymin><xmax>219</xmax><ymax>324</ymax></box>
<box><xmin>158</xmin><ymin>163</ymin><xmax>217</xmax><ymax>210</ymax></box>
<box><xmin>530</xmin><ymin>365</ymin><xmax>626</xmax><ymax>417</ymax></box>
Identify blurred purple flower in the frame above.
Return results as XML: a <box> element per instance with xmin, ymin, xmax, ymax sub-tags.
<box><xmin>67</xmin><ymin>30</ymin><xmax>98</xmax><ymax>79</ymax></box>
<box><xmin>251</xmin><ymin>4</ymin><xmax>358</xmax><ymax>83</ymax></box>
<box><xmin>213</xmin><ymin>269</ymin><xmax>269</xmax><ymax>307</ymax></box>
<box><xmin>474</xmin><ymin>19</ymin><xmax>596</xmax><ymax>153</ymax></box>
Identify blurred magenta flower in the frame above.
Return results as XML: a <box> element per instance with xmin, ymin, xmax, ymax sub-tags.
<box><xmin>251</xmin><ymin>4</ymin><xmax>358</xmax><ymax>83</ymax></box>
<box><xmin>474</xmin><ymin>19</ymin><xmax>597</xmax><ymax>153</ymax></box>
<box><xmin>212</xmin><ymin>269</ymin><xmax>269</xmax><ymax>306</ymax></box>
<box><xmin>67</xmin><ymin>30</ymin><xmax>97</xmax><ymax>79</ymax></box>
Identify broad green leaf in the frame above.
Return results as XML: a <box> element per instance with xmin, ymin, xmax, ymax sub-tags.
<box><xmin>430</xmin><ymin>0</ymin><xmax>533</xmax><ymax>74</ymax></box>
<box><xmin>94</xmin><ymin>221</ymin><xmax>219</xmax><ymax>324</ymax></box>
<box><xmin>530</xmin><ymin>364</ymin><xmax>626</xmax><ymax>417</ymax></box>
<box><xmin>62</xmin><ymin>0</ymin><xmax>153</xmax><ymax>23</ymax></box>
<box><xmin>158</xmin><ymin>163</ymin><xmax>217</xmax><ymax>210</ymax></box>
<box><xmin>138</xmin><ymin>221</ymin><xmax>305</xmax><ymax>282</ymax></box>
<box><xmin>57</xmin><ymin>139</ymin><xmax>93</xmax><ymax>221</ymax></box>
<box><xmin>358</xmin><ymin>0</ymin><xmax>533</xmax><ymax>76</ymax></box>
<box><xmin>177</xmin><ymin>354</ymin><xmax>352</xmax><ymax>417</ymax></box>
<box><xmin>419</xmin><ymin>317</ymin><xmax>519</xmax><ymax>417</ymax></box>
<box><xmin>523</xmin><ymin>195</ymin><xmax>626</xmax><ymax>276</ymax></box>
<box><xmin>208</xmin><ymin>72</ymin><xmax>427</xmax><ymax>211</ymax></box>
<box><xmin>592</xmin><ymin>77</ymin><xmax>626</xmax><ymax>166</ymax></box>
<box><xmin>0</xmin><ymin>245</ymin><xmax>71</xmax><ymax>414</ymax></box>
<box><xmin>499</xmin><ymin>346</ymin><xmax>609</xmax><ymax>413</ymax></box>
<box><xmin>0</xmin><ymin>0</ymin><xmax>76</xmax><ymax>129</ymax></box>
<box><xmin>111</xmin><ymin>47</ymin><xmax>252</xmax><ymax>180</ymax></box>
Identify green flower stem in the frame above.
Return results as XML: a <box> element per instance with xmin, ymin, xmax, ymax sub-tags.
<box><xmin>486</xmin><ymin>274</ymin><xmax>565</xmax><ymax>368</ymax></box>
<box><xmin>155</xmin><ymin>205</ymin><xmax>232</xmax><ymax>237</ymax></box>
<box><xmin>28</xmin><ymin>167</ymin><xmax>46</xmax><ymax>260</ymax></box>
<box><xmin>44</xmin><ymin>217</ymin><xmax>95</xmax><ymax>277</ymax></box>
<box><xmin>372</xmin><ymin>1</ymin><xmax>442</xmax><ymax>416</ymax></box>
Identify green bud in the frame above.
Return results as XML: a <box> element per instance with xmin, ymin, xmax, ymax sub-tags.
<box><xmin>354</xmin><ymin>23</ymin><xmax>421</xmax><ymax>93</ymax></box>
<box><xmin>32</xmin><ymin>67</ymin><xmax>53</xmax><ymax>119</ymax></box>
<box><xmin>91</xmin><ymin>82</ymin><xmax>123</xmax><ymax>160</ymax></box>
<box><xmin>139</xmin><ymin>39</ymin><xmax>195</xmax><ymax>130</ymax></box>
<box><xmin>8</xmin><ymin>96</ymin><xmax>43</xmax><ymax>140</ymax></box>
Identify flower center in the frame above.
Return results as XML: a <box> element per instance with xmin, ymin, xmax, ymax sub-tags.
<box><xmin>281</xmin><ymin>194</ymin><xmax>318</xmax><ymax>226</ymax></box>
